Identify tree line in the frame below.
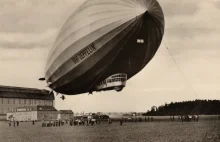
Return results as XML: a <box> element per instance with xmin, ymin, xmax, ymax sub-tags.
<box><xmin>143</xmin><ymin>100</ymin><xmax>220</xmax><ymax>116</ymax></box>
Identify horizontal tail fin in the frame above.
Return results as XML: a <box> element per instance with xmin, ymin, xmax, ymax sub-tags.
<box><xmin>39</xmin><ymin>78</ymin><xmax>45</xmax><ymax>81</ymax></box>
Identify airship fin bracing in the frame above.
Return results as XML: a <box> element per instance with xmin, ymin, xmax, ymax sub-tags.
<box><xmin>45</xmin><ymin>0</ymin><xmax>165</xmax><ymax>95</ymax></box>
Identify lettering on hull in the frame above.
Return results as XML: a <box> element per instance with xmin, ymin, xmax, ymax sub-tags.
<box><xmin>72</xmin><ymin>43</ymin><xmax>97</xmax><ymax>65</ymax></box>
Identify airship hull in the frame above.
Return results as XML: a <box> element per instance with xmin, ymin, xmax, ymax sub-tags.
<box><xmin>45</xmin><ymin>0</ymin><xmax>165</xmax><ymax>95</ymax></box>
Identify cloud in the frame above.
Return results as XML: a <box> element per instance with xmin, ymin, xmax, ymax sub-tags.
<box><xmin>212</xmin><ymin>0</ymin><xmax>220</xmax><ymax>9</ymax></box>
<box><xmin>0</xmin><ymin>28</ymin><xmax>57</xmax><ymax>49</ymax></box>
<box><xmin>0</xmin><ymin>0</ymin><xmax>86</xmax><ymax>51</ymax></box>
<box><xmin>0</xmin><ymin>0</ymin><xmax>81</xmax><ymax>50</ymax></box>
<box><xmin>158</xmin><ymin>0</ymin><xmax>200</xmax><ymax>17</ymax></box>
<box><xmin>164</xmin><ymin>0</ymin><xmax>220</xmax><ymax>39</ymax></box>
<box><xmin>0</xmin><ymin>48</ymin><xmax>48</xmax><ymax>61</ymax></box>
<box><xmin>0</xmin><ymin>0</ymin><xmax>85</xmax><ymax>33</ymax></box>
<box><xmin>0</xmin><ymin>59</ymin><xmax>47</xmax><ymax>89</ymax></box>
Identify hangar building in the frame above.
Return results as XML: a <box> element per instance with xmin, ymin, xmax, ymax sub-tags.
<box><xmin>0</xmin><ymin>85</ymin><xmax>54</xmax><ymax>119</ymax></box>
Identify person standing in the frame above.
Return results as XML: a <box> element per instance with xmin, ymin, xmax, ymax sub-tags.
<box><xmin>9</xmin><ymin>121</ymin><xmax>11</xmax><ymax>127</ymax></box>
<box><xmin>151</xmin><ymin>117</ymin><xmax>154</xmax><ymax>122</ymax></box>
<box><xmin>197</xmin><ymin>115</ymin><xmax>199</xmax><ymax>122</ymax></box>
<box><xmin>86</xmin><ymin>119</ymin><xmax>89</xmax><ymax>126</ymax></box>
<box><xmin>119</xmin><ymin>119</ymin><xmax>123</xmax><ymax>126</ymax></box>
<box><xmin>108</xmin><ymin>118</ymin><xmax>112</xmax><ymax>126</ymax></box>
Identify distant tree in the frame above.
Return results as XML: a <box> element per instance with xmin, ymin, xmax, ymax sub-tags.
<box><xmin>151</xmin><ymin>106</ymin><xmax>157</xmax><ymax>112</ymax></box>
<box><xmin>146</xmin><ymin>100</ymin><xmax>220</xmax><ymax>116</ymax></box>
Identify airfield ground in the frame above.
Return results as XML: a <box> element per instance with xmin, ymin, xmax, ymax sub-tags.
<box><xmin>0</xmin><ymin>120</ymin><xmax>219</xmax><ymax>142</ymax></box>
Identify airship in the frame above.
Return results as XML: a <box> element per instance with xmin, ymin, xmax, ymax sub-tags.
<box><xmin>42</xmin><ymin>0</ymin><xmax>165</xmax><ymax>95</ymax></box>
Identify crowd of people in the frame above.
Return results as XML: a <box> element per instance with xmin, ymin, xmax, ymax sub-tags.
<box><xmin>40</xmin><ymin>117</ymin><xmax>154</xmax><ymax>127</ymax></box>
<box><xmin>6</xmin><ymin>116</ymin><xmax>156</xmax><ymax>128</ymax></box>
<box><xmin>8</xmin><ymin>120</ymin><xmax>19</xmax><ymax>127</ymax></box>
<box><xmin>170</xmin><ymin>115</ymin><xmax>200</xmax><ymax>122</ymax></box>
<box><xmin>41</xmin><ymin>118</ymin><xmax>104</xmax><ymax>127</ymax></box>
<box><xmin>7</xmin><ymin>115</ymin><xmax>220</xmax><ymax>128</ymax></box>
<box><xmin>42</xmin><ymin>120</ymin><xmax>66</xmax><ymax>127</ymax></box>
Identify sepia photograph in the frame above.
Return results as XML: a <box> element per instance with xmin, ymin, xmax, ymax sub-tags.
<box><xmin>0</xmin><ymin>0</ymin><xmax>220</xmax><ymax>141</ymax></box>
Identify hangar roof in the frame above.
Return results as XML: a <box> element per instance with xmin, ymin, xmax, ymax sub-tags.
<box><xmin>0</xmin><ymin>85</ymin><xmax>54</xmax><ymax>100</ymax></box>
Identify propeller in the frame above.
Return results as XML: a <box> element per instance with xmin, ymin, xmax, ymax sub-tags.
<box><xmin>88</xmin><ymin>91</ymin><xmax>93</xmax><ymax>95</ymax></box>
<box><xmin>60</xmin><ymin>95</ymin><xmax>65</xmax><ymax>100</ymax></box>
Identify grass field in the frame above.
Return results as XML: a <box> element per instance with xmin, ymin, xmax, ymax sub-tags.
<box><xmin>0</xmin><ymin>120</ymin><xmax>219</xmax><ymax>142</ymax></box>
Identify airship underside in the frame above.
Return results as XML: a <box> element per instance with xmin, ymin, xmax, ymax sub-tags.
<box><xmin>45</xmin><ymin>0</ymin><xmax>165</xmax><ymax>95</ymax></box>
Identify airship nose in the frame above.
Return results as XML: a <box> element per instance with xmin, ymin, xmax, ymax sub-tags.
<box><xmin>143</xmin><ymin>11</ymin><xmax>151</xmax><ymax>20</ymax></box>
<box><xmin>133</xmin><ymin>0</ymin><xmax>164</xmax><ymax>28</ymax></box>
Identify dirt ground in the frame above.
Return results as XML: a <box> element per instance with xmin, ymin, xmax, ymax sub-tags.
<box><xmin>0</xmin><ymin>120</ymin><xmax>219</xmax><ymax>142</ymax></box>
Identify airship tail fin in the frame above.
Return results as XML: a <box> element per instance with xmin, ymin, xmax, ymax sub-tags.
<box><xmin>39</xmin><ymin>78</ymin><xmax>45</xmax><ymax>81</ymax></box>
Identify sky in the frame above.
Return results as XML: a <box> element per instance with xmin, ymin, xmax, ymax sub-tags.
<box><xmin>0</xmin><ymin>0</ymin><xmax>219</xmax><ymax>112</ymax></box>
